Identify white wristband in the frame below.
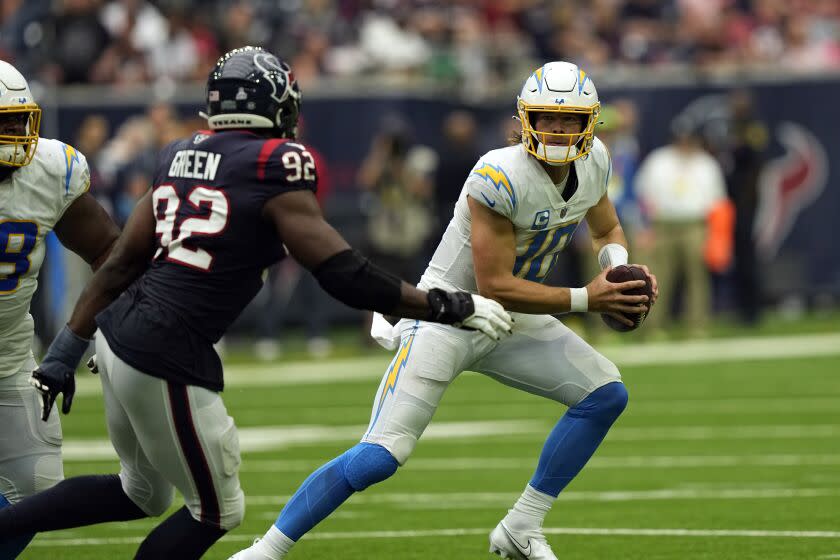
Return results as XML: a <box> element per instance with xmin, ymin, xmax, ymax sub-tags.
<box><xmin>598</xmin><ymin>243</ymin><xmax>629</xmax><ymax>270</ymax></box>
<box><xmin>569</xmin><ymin>287</ymin><xmax>588</xmax><ymax>312</ymax></box>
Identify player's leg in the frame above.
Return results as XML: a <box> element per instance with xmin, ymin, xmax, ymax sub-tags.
<box><xmin>103</xmin><ymin>353</ymin><xmax>244</xmax><ymax>560</ymax></box>
<box><xmin>473</xmin><ymin>314</ymin><xmax>627</xmax><ymax>559</ymax></box>
<box><xmin>233</xmin><ymin>320</ymin><xmax>486</xmax><ymax>560</ymax></box>
<box><xmin>0</xmin><ymin>338</ymin><xmax>156</xmax><ymax>544</ymax></box>
<box><xmin>0</xmin><ymin>354</ymin><xmax>63</xmax><ymax>556</ymax></box>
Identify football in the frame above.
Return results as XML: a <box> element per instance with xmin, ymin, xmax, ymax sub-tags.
<box><xmin>601</xmin><ymin>265</ymin><xmax>653</xmax><ymax>332</ymax></box>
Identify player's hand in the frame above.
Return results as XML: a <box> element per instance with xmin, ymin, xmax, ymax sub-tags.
<box><xmin>427</xmin><ymin>289</ymin><xmax>514</xmax><ymax>341</ymax></box>
<box><xmin>87</xmin><ymin>355</ymin><xmax>99</xmax><ymax>374</ymax></box>
<box><xmin>30</xmin><ymin>364</ymin><xmax>76</xmax><ymax>421</ymax></box>
<box><xmin>585</xmin><ymin>269</ymin><xmax>650</xmax><ymax>328</ymax></box>
<box><xmin>628</xmin><ymin>263</ymin><xmax>658</xmax><ymax>305</ymax></box>
<box><xmin>28</xmin><ymin>325</ymin><xmax>91</xmax><ymax>421</ymax></box>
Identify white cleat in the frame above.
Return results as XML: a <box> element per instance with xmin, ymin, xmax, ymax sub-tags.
<box><xmin>489</xmin><ymin>520</ymin><xmax>558</xmax><ymax>560</ymax></box>
<box><xmin>227</xmin><ymin>539</ymin><xmax>279</xmax><ymax>560</ymax></box>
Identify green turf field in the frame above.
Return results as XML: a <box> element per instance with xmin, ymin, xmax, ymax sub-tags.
<box><xmin>21</xmin><ymin>331</ymin><xmax>840</xmax><ymax>559</ymax></box>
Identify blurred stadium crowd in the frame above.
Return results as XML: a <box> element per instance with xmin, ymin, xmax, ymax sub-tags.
<box><xmin>2</xmin><ymin>1</ymin><xmax>838</xmax><ymax>355</ymax></box>
<box><xmin>2</xmin><ymin>0</ymin><xmax>840</xmax><ymax>92</ymax></box>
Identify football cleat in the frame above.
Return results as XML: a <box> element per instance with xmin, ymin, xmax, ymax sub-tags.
<box><xmin>227</xmin><ymin>539</ymin><xmax>281</xmax><ymax>560</ymax></box>
<box><xmin>489</xmin><ymin>520</ymin><xmax>558</xmax><ymax>560</ymax></box>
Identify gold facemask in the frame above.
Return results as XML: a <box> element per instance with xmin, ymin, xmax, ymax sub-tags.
<box><xmin>0</xmin><ymin>104</ymin><xmax>41</xmax><ymax>168</ymax></box>
<box><xmin>517</xmin><ymin>99</ymin><xmax>599</xmax><ymax>164</ymax></box>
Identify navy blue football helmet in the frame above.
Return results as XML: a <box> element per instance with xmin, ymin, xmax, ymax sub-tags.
<box><xmin>205</xmin><ymin>46</ymin><xmax>301</xmax><ymax>138</ymax></box>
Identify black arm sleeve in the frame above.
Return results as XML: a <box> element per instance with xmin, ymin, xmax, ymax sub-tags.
<box><xmin>312</xmin><ymin>249</ymin><xmax>402</xmax><ymax>314</ymax></box>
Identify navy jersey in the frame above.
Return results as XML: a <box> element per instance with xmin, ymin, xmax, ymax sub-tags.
<box><xmin>97</xmin><ymin>130</ymin><xmax>317</xmax><ymax>391</ymax></box>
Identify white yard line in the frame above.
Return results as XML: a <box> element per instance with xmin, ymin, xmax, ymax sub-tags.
<box><xmin>72</xmin><ymin>332</ymin><xmax>840</xmax><ymax>396</ymax></box>
<box><xmin>232</xmin><ymin>453</ymin><xmax>840</xmax><ymax>473</ymax></box>
<box><xmin>29</xmin><ymin>525</ymin><xmax>840</xmax><ymax>547</ymax></box>
<box><xmin>61</xmin><ymin>419</ymin><xmax>547</xmax><ymax>461</ymax></box>
<box><xmin>243</xmin><ymin>487</ymin><xmax>840</xmax><ymax>507</ymax></box>
<box><xmin>61</xmin><ymin>421</ymin><xmax>840</xmax><ymax>462</ymax></box>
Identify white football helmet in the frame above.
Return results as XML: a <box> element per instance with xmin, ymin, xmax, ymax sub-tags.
<box><xmin>517</xmin><ymin>61</ymin><xmax>600</xmax><ymax>165</ymax></box>
<box><xmin>0</xmin><ymin>60</ymin><xmax>41</xmax><ymax>167</ymax></box>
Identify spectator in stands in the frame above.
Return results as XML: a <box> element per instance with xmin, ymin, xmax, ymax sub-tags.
<box><xmin>6</xmin><ymin>0</ymin><xmax>840</xmax><ymax>86</ymax></box>
<box><xmin>43</xmin><ymin>0</ymin><xmax>113</xmax><ymax>84</ymax></box>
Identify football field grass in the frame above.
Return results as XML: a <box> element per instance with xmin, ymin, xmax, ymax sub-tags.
<box><xmin>21</xmin><ymin>332</ymin><xmax>840</xmax><ymax>559</ymax></box>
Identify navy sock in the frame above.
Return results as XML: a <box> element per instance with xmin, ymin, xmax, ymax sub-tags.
<box><xmin>0</xmin><ymin>494</ymin><xmax>32</xmax><ymax>560</ymax></box>
<box><xmin>530</xmin><ymin>382</ymin><xmax>628</xmax><ymax>496</ymax></box>
<box><xmin>0</xmin><ymin>475</ymin><xmax>146</xmax><ymax>539</ymax></box>
<box><xmin>134</xmin><ymin>506</ymin><xmax>226</xmax><ymax>560</ymax></box>
<box><xmin>275</xmin><ymin>443</ymin><xmax>398</xmax><ymax>541</ymax></box>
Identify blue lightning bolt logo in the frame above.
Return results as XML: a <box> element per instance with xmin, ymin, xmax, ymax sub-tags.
<box><xmin>63</xmin><ymin>144</ymin><xmax>80</xmax><ymax>194</ymax></box>
<box><xmin>472</xmin><ymin>162</ymin><xmax>517</xmax><ymax>208</ymax></box>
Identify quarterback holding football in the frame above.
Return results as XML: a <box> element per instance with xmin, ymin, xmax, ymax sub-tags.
<box><xmin>233</xmin><ymin>61</ymin><xmax>658</xmax><ymax>560</ymax></box>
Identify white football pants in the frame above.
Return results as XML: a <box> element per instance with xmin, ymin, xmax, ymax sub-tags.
<box><xmin>0</xmin><ymin>354</ymin><xmax>64</xmax><ymax>503</ymax></box>
<box><xmin>95</xmin><ymin>333</ymin><xmax>245</xmax><ymax>530</ymax></box>
<box><xmin>362</xmin><ymin>313</ymin><xmax>622</xmax><ymax>464</ymax></box>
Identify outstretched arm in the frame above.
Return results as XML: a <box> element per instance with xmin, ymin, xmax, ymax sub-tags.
<box><xmin>263</xmin><ymin>189</ymin><xmax>429</xmax><ymax>318</ymax></box>
<box><xmin>263</xmin><ymin>189</ymin><xmax>511</xmax><ymax>336</ymax></box>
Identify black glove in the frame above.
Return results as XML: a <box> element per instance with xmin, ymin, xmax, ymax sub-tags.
<box><xmin>427</xmin><ymin>288</ymin><xmax>475</xmax><ymax>324</ymax></box>
<box><xmin>29</xmin><ymin>325</ymin><xmax>90</xmax><ymax>421</ymax></box>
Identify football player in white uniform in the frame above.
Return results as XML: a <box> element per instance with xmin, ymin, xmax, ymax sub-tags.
<box><xmin>231</xmin><ymin>62</ymin><xmax>658</xmax><ymax>560</ymax></box>
<box><xmin>0</xmin><ymin>60</ymin><xmax>119</xmax><ymax>557</ymax></box>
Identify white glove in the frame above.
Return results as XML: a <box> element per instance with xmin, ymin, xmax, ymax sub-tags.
<box><xmin>453</xmin><ymin>294</ymin><xmax>514</xmax><ymax>341</ymax></box>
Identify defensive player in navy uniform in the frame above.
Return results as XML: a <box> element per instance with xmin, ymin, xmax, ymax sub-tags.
<box><xmin>0</xmin><ymin>47</ymin><xmax>511</xmax><ymax>559</ymax></box>
<box><xmin>230</xmin><ymin>62</ymin><xmax>659</xmax><ymax>560</ymax></box>
<box><xmin>0</xmin><ymin>60</ymin><xmax>120</xmax><ymax>558</ymax></box>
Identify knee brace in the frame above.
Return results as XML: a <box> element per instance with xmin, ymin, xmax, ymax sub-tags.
<box><xmin>572</xmin><ymin>382</ymin><xmax>629</xmax><ymax>426</ymax></box>
<box><xmin>340</xmin><ymin>443</ymin><xmax>399</xmax><ymax>491</ymax></box>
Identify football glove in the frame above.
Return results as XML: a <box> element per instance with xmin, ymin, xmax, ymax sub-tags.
<box><xmin>427</xmin><ymin>289</ymin><xmax>513</xmax><ymax>341</ymax></box>
<box><xmin>29</xmin><ymin>325</ymin><xmax>90</xmax><ymax>421</ymax></box>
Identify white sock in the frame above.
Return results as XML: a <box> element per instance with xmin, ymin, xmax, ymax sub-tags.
<box><xmin>505</xmin><ymin>484</ymin><xmax>555</xmax><ymax>531</ymax></box>
<box><xmin>256</xmin><ymin>525</ymin><xmax>295</xmax><ymax>559</ymax></box>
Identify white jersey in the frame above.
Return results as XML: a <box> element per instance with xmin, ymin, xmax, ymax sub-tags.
<box><xmin>0</xmin><ymin>138</ymin><xmax>90</xmax><ymax>376</ymax></box>
<box><xmin>419</xmin><ymin>138</ymin><xmax>611</xmax><ymax>293</ymax></box>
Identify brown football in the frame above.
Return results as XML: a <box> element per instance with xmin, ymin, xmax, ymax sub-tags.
<box><xmin>601</xmin><ymin>265</ymin><xmax>653</xmax><ymax>332</ymax></box>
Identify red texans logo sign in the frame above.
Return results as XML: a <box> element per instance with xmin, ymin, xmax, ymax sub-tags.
<box><xmin>755</xmin><ymin>122</ymin><xmax>827</xmax><ymax>259</ymax></box>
